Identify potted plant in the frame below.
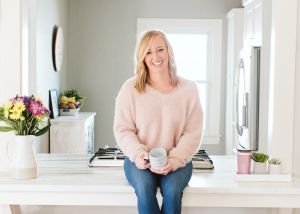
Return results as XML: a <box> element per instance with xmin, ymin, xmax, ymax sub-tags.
<box><xmin>0</xmin><ymin>95</ymin><xmax>51</xmax><ymax>179</ymax></box>
<box><xmin>59</xmin><ymin>89</ymin><xmax>85</xmax><ymax>116</ymax></box>
<box><xmin>268</xmin><ymin>158</ymin><xmax>281</xmax><ymax>174</ymax></box>
<box><xmin>251</xmin><ymin>152</ymin><xmax>269</xmax><ymax>174</ymax></box>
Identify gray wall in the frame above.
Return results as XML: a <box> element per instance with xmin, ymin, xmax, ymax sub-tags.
<box><xmin>68</xmin><ymin>0</ymin><xmax>242</xmax><ymax>154</ymax></box>
<box><xmin>36</xmin><ymin>0</ymin><xmax>69</xmax><ymax>152</ymax></box>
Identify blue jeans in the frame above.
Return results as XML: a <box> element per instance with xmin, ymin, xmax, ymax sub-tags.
<box><xmin>124</xmin><ymin>157</ymin><xmax>192</xmax><ymax>214</ymax></box>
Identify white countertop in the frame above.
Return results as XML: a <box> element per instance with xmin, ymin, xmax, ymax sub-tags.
<box><xmin>0</xmin><ymin>155</ymin><xmax>300</xmax><ymax>208</ymax></box>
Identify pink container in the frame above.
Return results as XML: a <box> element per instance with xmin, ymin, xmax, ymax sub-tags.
<box><xmin>237</xmin><ymin>150</ymin><xmax>251</xmax><ymax>174</ymax></box>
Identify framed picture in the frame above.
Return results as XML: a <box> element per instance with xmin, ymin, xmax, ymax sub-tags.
<box><xmin>49</xmin><ymin>89</ymin><xmax>59</xmax><ymax>118</ymax></box>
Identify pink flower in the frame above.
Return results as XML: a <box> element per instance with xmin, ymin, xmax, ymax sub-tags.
<box><xmin>29</xmin><ymin>101</ymin><xmax>44</xmax><ymax>117</ymax></box>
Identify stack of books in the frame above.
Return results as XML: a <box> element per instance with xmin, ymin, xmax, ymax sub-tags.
<box><xmin>89</xmin><ymin>148</ymin><xmax>214</xmax><ymax>170</ymax></box>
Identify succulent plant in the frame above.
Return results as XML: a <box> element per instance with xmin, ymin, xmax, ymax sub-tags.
<box><xmin>251</xmin><ymin>152</ymin><xmax>269</xmax><ymax>163</ymax></box>
<box><xmin>268</xmin><ymin>158</ymin><xmax>281</xmax><ymax>165</ymax></box>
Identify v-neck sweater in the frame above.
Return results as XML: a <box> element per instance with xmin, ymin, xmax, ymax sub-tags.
<box><xmin>113</xmin><ymin>76</ymin><xmax>203</xmax><ymax>171</ymax></box>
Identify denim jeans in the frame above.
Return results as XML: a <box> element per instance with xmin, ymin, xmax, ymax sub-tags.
<box><xmin>124</xmin><ymin>157</ymin><xmax>192</xmax><ymax>214</ymax></box>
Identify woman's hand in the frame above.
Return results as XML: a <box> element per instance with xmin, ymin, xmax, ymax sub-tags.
<box><xmin>135</xmin><ymin>151</ymin><xmax>150</xmax><ymax>170</ymax></box>
<box><xmin>150</xmin><ymin>162</ymin><xmax>173</xmax><ymax>176</ymax></box>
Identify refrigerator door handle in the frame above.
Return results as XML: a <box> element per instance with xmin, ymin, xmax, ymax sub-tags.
<box><xmin>235</xmin><ymin>58</ymin><xmax>247</xmax><ymax>136</ymax></box>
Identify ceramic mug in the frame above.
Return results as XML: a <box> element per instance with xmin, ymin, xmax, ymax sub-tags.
<box><xmin>149</xmin><ymin>148</ymin><xmax>167</xmax><ymax>170</ymax></box>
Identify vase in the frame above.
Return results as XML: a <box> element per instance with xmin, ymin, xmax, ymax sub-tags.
<box><xmin>253</xmin><ymin>161</ymin><xmax>267</xmax><ymax>174</ymax></box>
<box><xmin>10</xmin><ymin>135</ymin><xmax>37</xmax><ymax>179</ymax></box>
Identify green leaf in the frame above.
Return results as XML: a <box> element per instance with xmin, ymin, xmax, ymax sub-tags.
<box><xmin>0</xmin><ymin>126</ymin><xmax>14</xmax><ymax>132</ymax></box>
<box><xmin>34</xmin><ymin>124</ymin><xmax>51</xmax><ymax>136</ymax></box>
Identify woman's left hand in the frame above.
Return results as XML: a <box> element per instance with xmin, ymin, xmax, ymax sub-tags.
<box><xmin>150</xmin><ymin>162</ymin><xmax>173</xmax><ymax>175</ymax></box>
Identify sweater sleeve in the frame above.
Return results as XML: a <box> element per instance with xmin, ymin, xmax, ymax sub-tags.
<box><xmin>113</xmin><ymin>82</ymin><xmax>148</xmax><ymax>162</ymax></box>
<box><xmin>168</xmin><ymin>83</ymin><xmax>204</xmax><ymax>171</ymax></box>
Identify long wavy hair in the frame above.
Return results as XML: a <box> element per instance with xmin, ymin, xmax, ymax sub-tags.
<box><xmin>134</xmin><ymin>30</ymin><xmax>178</xmax><ymax>93</ymax></box>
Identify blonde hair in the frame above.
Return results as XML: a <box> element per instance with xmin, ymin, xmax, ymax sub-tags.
<box><xmin>134</xmin><ymin>30</ymin><xmax>178</xmax><ymax>93</ymax></box>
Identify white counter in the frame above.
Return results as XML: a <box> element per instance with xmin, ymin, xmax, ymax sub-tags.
<box><xmin>0</xmin><ymin>155</ymin><xmax>300</xmax><ymax>208</ymax></box>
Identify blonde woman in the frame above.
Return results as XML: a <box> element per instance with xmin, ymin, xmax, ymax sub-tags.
<box><xmin>114</xmin><ymin>30</ymin><xmax>203</xmax><ymax>214</ymax></box>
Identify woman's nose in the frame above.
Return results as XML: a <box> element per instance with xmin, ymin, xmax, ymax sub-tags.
<box><xmin>152</xmin><ymin>52</ymin><xmax>160</xmax><ymax>60</ymax></box>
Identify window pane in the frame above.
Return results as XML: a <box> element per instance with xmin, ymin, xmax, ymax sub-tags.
<box><xmin>167</xmin><ymin>34</ymin><xmax>207</xmax><ymax>81</ymax></box>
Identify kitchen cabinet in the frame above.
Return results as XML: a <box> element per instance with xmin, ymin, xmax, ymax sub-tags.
<box><xmin>243</xmin><ymin>0</ymin><xmax>262</xmax><ymax>46</ymax></box>
<box><xmin>225</xmin><ymin>8</ymin><xmax>244</xmax><ymax>155</ymax></box>
<box><xmin>50</xmin><ymin>112</ymin><xmax>96</xmax><ymax>154</ymax></box>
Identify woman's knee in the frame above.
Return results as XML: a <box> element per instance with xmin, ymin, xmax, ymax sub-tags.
<box><xmin>124</xmin><ymin>159</ymin><xmax>158</xmax><ymax>194</ymax></box>
<box><xmin>160</xmin><ymin>162</ymin><xmax>193</xmax><ymax>194</ymax></box>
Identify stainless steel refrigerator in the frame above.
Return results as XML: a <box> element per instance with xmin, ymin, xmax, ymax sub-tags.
<box><xmin>235</xmin><ymin>46</ymin><xmax>260</xmax><ymax>151</ymax></box>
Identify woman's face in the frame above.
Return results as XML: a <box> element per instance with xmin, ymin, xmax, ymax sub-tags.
<box><xmin>144</xmin><ymin>35</ymin><xmax>169</xmax><ymax>75</ymax></box>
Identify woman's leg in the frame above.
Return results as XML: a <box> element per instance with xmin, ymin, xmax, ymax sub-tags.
<box><xmin>160</xmin><ymin>162</ymin><xmax>193</xmax><ymax>214</ymax></box>
<box><xmin>124</xmin><ymin>158</ymin><xmax>160</xmax><ymax>214</ymax></box>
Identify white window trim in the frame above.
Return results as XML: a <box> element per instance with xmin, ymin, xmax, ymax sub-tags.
<box><xmin>137</xmin><ymin>18</ymin><xmax>222</xmax><ymax>145</ymax></box>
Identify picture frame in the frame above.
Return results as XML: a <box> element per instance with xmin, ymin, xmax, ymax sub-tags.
<box><xmin>49</xmin><ymin>89</ymin><xmax>59</xmax><ymax>118</ymax></box>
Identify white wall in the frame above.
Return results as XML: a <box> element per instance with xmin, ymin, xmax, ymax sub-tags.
<box><xmin>293</xmin><ymin>0</ymin><xmax>300</xmax><ymax>179</ymax></box>
<box><xmin>68</xmin><ymin>0</ymin><xmax>242</xmax><ymax>155</ymax></box>
<box><xmin>35</xmin><ymin>0</ymin><xmax>69</xmax><ymax>152</ymax></box>
<box><xmin>0</xmin><ymin>0</ymin><xmax>21</xmax><ymax>103</ymax></box>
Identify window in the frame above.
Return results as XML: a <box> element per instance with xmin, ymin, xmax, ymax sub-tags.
<box><xmin>137</xmin><ymin>18</ymin><xmax>222</xmax><ymax>145</ymax></box>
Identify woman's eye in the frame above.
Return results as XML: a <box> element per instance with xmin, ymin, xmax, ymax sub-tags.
<box><xmin>146</xmin><ymin>51</ymin><xmax>151</xmax><ymax>55</ymax></box>
<box><xmin>158</xmin><ymin>48</ymin><xmax>164</xmax><ymax>52</ymax></box>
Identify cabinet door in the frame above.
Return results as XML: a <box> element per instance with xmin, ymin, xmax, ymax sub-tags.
<box><xmin>50</xmin><ymin>122</ymin><xmax>84</xmax><ymax>154</ymax></box>
<box><xmin>253</xmin><ymin>1</ymin><xmax>262</xmax><ymax>45</ymax></box>
<box><xmin>244</xmin><ymin>0</ymin><xmax>262</xmax><ymax>46</ymax></box>
<box><xmin>245</xmin><ymin>6</ymin><xmax>255</xmax><ymax>41</ymax></box>
<box><xmin>226</xmin><ymin>9</ymin><xmax>244</xmax><ymax>155</ymax></box>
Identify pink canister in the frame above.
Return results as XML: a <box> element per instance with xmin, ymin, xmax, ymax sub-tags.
<box><xmin>237</xmin><ymin>150</ymin><xmax>251</xmax><ymax>174</ymax></box>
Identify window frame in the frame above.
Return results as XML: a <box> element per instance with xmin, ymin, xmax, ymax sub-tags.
<box><xmin>137</xmin><ymin>18</ymin><xmax>223</xmax><ymax>145</ymax></box>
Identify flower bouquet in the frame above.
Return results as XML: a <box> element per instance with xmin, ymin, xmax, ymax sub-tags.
<box><xmin>0</xmin><ymin>95</ymin><xmax>51</xmax><ymax>135</ymax></box>
<box><xmin>0</xmin><ymin>95</ymin><xmax>51</xmax><ymax>179</ymax></box>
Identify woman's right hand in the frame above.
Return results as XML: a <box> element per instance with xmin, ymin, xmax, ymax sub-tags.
<box><xmin>135</xmin><ymin>151</ymin><xmax>150</xmax><ymax>170</ymax></box>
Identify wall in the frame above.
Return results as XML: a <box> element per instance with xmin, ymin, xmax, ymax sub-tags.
<box><xmin>0</xmin><ymin>0</ymin><xmax>21</xmax><ymax>103</ymax></box>
<box><xmin>35</xmin><ymin>0</ymin><xmax>69</xmax><ymax>152</ymax></box>
<box><xmin>68</xmin><ymin>0</ymin><xmax>242</xmax><ymax>155</ymax></box>
<box><xmin>292</xmin><ymin>0</ymin><xmax>300</xmax><ymax>206</ymax></box>
<box><xmin>295</xmin><ymin>0</ymin><xmax>300</xmax><ymax>204</ymax></box>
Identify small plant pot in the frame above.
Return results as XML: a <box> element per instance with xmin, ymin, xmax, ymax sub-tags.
<box><xmin>268</xmin><ymin>164</ymin><xmax>281</xmax><ymax>174</ymax></box>
<box><xmin>253</xmin><ymin>161</ymin><xmax>267</xmax><ymax>174</ymax></box>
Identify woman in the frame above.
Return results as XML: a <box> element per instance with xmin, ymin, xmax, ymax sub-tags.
<box><xmin>114</xmin><ymin>30</ymin><xmax>203</xmax><ymax>214</ymax></box>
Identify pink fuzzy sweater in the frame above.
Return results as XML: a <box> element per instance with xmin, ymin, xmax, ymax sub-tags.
<box><xmin>114</xmin><ymin>77</ymin><xmax>203</xmax><ymax>171</ymax></box>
